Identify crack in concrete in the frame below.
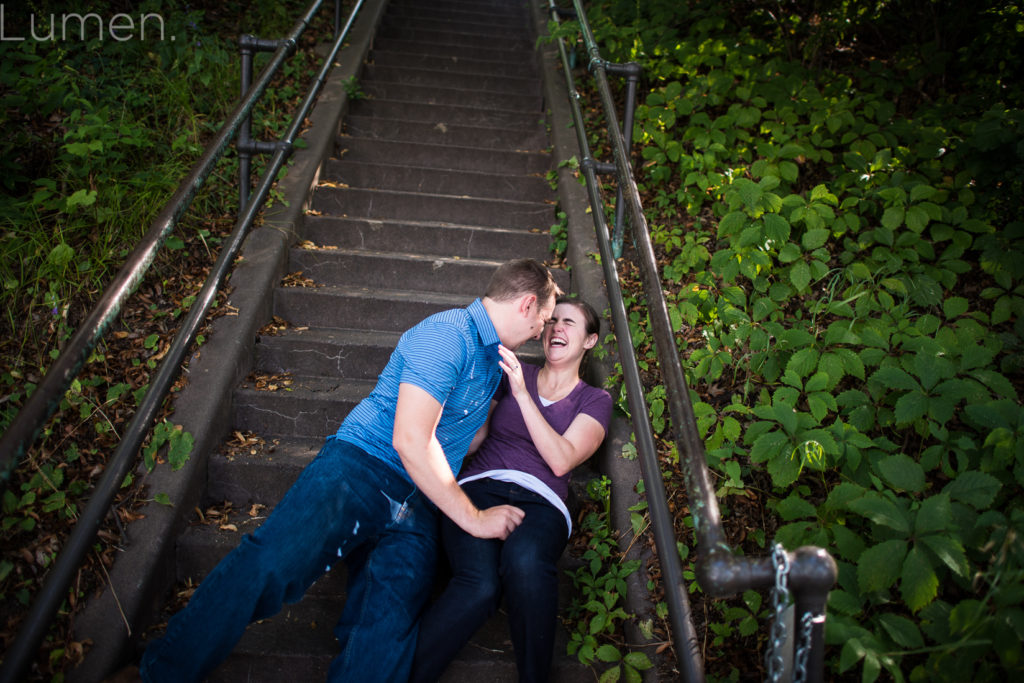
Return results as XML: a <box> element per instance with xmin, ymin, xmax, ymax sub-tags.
<box><xmin>246</xmin><ymin>404</ymin><xmax>300</xmax><ymax>424</ymax></box>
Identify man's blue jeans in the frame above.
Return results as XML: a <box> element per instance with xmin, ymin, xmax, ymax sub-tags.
<box><xmin>140</xmin><ymin>438</ymin><xmax>439</xmax><ymax>683</ymax></box>
<box><xmin>411</xmin><ymin>478</ymin><xmax>568</xmax><ymax>683</ymax></box>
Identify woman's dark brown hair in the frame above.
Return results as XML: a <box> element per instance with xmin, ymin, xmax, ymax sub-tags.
<box><xmin>556</xmin><ymin>296</ymin><xmax>600</xmax><ymax>375</ymax></box>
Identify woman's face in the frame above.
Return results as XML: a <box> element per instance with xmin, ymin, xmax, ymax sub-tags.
<box><xmin>542</xmin><ymin>302</ymin><xmax>596</xmax><ymax>364</ymax></box>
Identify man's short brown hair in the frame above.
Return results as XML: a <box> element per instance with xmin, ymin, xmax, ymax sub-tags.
<box><xmin>484</xmin><ymin>258</ymin><xmax>561</xmax><ymax>304</ymax></box>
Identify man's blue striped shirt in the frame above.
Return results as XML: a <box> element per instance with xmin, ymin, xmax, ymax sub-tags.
<box><xmin>334</xmin><ymin>298</ymin><xmax>503</xmax><ymax>483</ymax></box>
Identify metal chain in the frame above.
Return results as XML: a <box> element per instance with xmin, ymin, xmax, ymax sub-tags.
<box><xmin>765</xmin><ymin>543</ymin><xmax>790</xmax><ymax>683</ymax></box>
<box><xmin>792</xmin><ymin>608</ymin><xmax>816</xmax><ymax>683</ymax></box>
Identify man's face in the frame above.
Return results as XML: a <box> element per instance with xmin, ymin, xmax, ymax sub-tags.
<box><xmin>527</xmin><ymin>295</ymin><xmax>557</xmax><ymax>342</ymax></box>
<box><xmin>511</xmin><ymin>294</ymin><xmax>556</xmax><ymax>350</ymax></box>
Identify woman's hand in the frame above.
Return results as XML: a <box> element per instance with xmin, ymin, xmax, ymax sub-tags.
<box><xmin>497</xmin><ymin>344</ymin><xmax>527</xmax><ymax>397</ymax></box>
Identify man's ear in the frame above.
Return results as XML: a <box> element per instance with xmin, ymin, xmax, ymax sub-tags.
<box><xmin>519</xmin><ymin>293</ymin><xmax>537</xmax><ymax>316</ymax></box>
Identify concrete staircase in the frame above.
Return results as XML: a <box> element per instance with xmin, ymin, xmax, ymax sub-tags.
<box><xmin>160</xmin><ymin>0</ymin><xmax>592</xmax><ymax>680</ymax></box>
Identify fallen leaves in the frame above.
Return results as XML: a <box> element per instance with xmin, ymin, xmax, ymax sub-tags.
<box><xmin>222</xmin><ymin>430</ymin><xmax>279</xmax><ymax>459</ymax></box>
<box><xmin>297</xmin><ymin>240</ymin><xmax>336</xmax><ymax>250</ymax></box>
<box><xmin>281</xmin><ymin>271</ymin><xmax>319</xmax><ymax>288</ymax></box>
<box><xmin>194</xmin><ymin>501</ymin><xmax>268</xmax><ymax>536</ymax></box>
<box><xmin>247</xmin><ymin>372</ymin><xmax>293</xmax><ymax>392</ymax></box>
<box><xmin>258</xmin><ymin>316</ymin><xmax>290</xmax><ymax>337</ymax></box>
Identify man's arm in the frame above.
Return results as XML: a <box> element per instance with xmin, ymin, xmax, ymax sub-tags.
<box><xmin>392</xmin><ymin>383</ymin><xmax>523</xmax><ymax>539</ymax></box>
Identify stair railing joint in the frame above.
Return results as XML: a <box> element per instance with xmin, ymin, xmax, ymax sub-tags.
<box><xmin>604</xmin><ymin>60</ymin><xmax>643</xmax><ymax>80</ymax></box>
<box><xmin>238</xmin><ymin>139</ymin><xmax>284</xmax><ymax>156</ymax></box>
<box><xmin>580</xmin><ymin>157</ymin><xmax>615</xmax><ymax>176</ymax></box>
<box><xmin>238</xmin><ymin>34</ymin><xmax>287</xmax><ymax>54</ymax></box>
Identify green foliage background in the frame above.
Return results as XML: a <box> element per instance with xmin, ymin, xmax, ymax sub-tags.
<box><xmin>0</xmin><ymin>1</ymin><xmax>333</xmax><ymax>677</ymax></box>
<box><xmin>0</xmin><ymin>0</ymin><xmax>313</xmax><ymax>364</ymax></box>
<box><xmin>570</xmin><ymin>0</ymin><xmax>1024</xmax><ymax>680</ymax></box>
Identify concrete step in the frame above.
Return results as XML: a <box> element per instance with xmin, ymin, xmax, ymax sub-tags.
<box><xmin>376</xmin><ymin>25</ymin><xmax>534</xmax><ymax>54</ymax></box>
<box><xmin>335</xmin><ymin>136</ymin><xmax>550</xmax><ymax>175</ymax></box>
<box><xmin>348</xmin><ymin>97</ymin><xmax>542</xmax><ymax>130</ymax></box>
<box><xmin>301</xmin><ymin>216</ymin><xmax>552</xmax><ymax>261</ymax></box>
<box><xmin>204</xmin><ymin>596</ymin><xmax>592</xmax><ymax>683</ymax></box>
<box><xmin>381</xmin><ymin>8</ymin><xmax>530</xmax><ymax>35</ymax></box>
<box><xmin>254</xmin><ymin>327</ymin><xmax>401</xmax><ymax>379</ymax></box>
<box><xmin>434</xmin><ymin>580</ymin><xmax>593</xmax><ymax>683</ymax></box>
<box><xmin>310</xmin><ymin>184</ymin><xmax>552</xmax><ymax>230</ymax></box>
<box><xmin>362</xmin><ymin>79</ymin><xmax>541</xmax><ymax>112</ymax></box>
<box><xmin>231</xmin><ymin>374</ymin><xmax>373</xmax><ymax>439</ymax></box>
<box><xmin>343</xmin><ymin>113</ymin><xmax>548</xmax><ymax>151</ymax></box>
<box><xmin>224</xmin><ymin>596</ymin><xmax>343</xmax><ymax>652</ymax></box>
<box><xmin>273</xmin><ymin>284</ymin><xmax>474</xmax><ymax>333</ymax></box>
<box><xmin>371</xmin><ymin>36</ymin><xmax>535</xmax><ymax>65</ymax></box>
<box><xmin>208</xmin><ymin>649</ymin><xmax>330</xmax><ymax>683</ymax></box>
<box><xmin>206</xmin><ymin>438</ymin><xmax>323</xmax><ymax>507</ymax></box>
<box><xmin>321</xmin><ymin>158</ymin><xmax>551</xmax><ymax>201</ymax></box>
<box><xmin>370</xmin><ymin>48</ymin><xmax>538</xmax><ymax>78</ymax></box>
<box><xmin>385</xmin><ymin>0</ymin><xmax>531</xmax><ymax>24</ymax></box>
<box><xmin>362</xmin><ymin>63</ymin><xmax>538</xmax><ymax>97</ymax></box>
<box><xmin>288</xmin><ymin>247</ymin><xmax>512</xmax><ymax>293</ymax></box>
<box><xmin>272</xmin><ymin>271</ymin><xmax>570</xmax><ymax>332</ymax></box>
<box><xmin>441</xmin><ymin>650</ymin><xmax>592</xmax><ymax>683</ymax></box>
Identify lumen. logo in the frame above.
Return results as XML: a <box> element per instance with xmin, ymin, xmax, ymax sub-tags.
<box><xmin>0</xmin><ymin>5</ymin><xmax>170</xmax><ymax>42</ymax></box>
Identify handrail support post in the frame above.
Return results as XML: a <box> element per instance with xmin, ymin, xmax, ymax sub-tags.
<box><xmin>238</xmin><ymin>34</ymin><xmax>292</xmax><ymax>211</ymax></box>
<box><xmin>602</xmin><ymin>61</ymin><xmax>642</xmax><ymax>258</ymax></box>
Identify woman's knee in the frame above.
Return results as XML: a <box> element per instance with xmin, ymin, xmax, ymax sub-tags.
<box><xmin>505</xmin><ymin>534</ymin><xmax>560</xmax><ymax>572</ymax></box>
<box><xmin>451</xmin><ymin>569</ymin><xmax>503</xmax><ymax>610</ymax></box>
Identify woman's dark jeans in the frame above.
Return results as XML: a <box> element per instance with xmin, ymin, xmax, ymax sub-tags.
<box><xmin>411</xmin><ymin>478</ymin><xmax>569</xmax><ymax>683</ymax></box>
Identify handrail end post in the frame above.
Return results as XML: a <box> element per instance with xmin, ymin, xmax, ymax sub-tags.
<box><xmin>790</xmin><ymin>546</ymin><xmax>838</xmax><ymax>683</ymax></box>
<box><xmin>790</xmin><ymin>545</ymin><xmax>838</xmax><ymax>592</ymax></box>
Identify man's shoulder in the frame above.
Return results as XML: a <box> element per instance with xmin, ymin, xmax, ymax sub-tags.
<box><xmin>400</xmin><ymin>308</ymin><xmax>476</xmax><ymax>366</ymax></box>
<box><xmin>409</xmin><ymin>308</ymin><xmax>474</xmax><ymax>346</ymax></box>
<box><xmin>421</xmin><ymin>306</ymin><xmax>473</xmax><ymax>329</ymax></box>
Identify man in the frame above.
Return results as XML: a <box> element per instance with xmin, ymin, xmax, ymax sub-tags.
<box><xmin>139</xmin><ymin>258</ymin><xmax>560</xmax><ymax>682</ymax></box>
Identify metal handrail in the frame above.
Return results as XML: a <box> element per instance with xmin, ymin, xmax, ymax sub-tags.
<box><xmin>0</xmin><ymin>1</ymin><xmax>364</xmax><ymax>680</ymax></box>
<box><xmin>546</xmin><ymin>2</ymin><xmax>837</xmax><ymax>681</ymax></box>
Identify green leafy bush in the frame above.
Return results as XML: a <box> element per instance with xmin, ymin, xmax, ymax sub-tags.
<box><xmin>565</xmin><ymin>475</ymin><xmax>653</xmax><ymax>682</ymax></box>
<box><xmin>570</xmin><ymin>0</ymin><xmax>1024</xmax><ymax>679</ymax></box>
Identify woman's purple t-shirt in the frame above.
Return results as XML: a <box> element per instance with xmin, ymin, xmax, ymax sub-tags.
<box><xmin>458</xmin><ymin>364</ymin><xmax>613</xmax><ymax>501</ymax></box>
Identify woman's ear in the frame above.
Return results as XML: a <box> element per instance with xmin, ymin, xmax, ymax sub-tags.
<box><xmin>583</xmin><ymin>333</ymin><xmax>598</xmax><ymax>350</ymax></box>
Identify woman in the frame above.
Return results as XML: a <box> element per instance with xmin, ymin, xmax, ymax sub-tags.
<box><xmin>410</xmin><ymin>297</ymin><xmax>613</xmax><ymax>683</ymax></box>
